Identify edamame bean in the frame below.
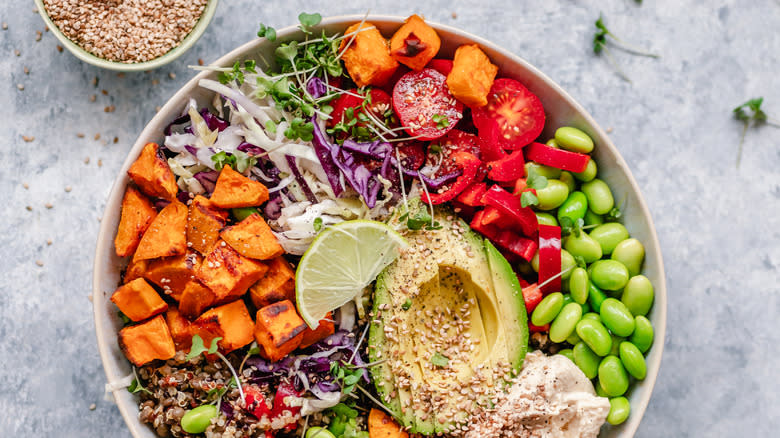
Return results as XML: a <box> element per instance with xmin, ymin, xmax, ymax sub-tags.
<box><xmin>559</xmin><ymin>171</ymin><xmax>577</xmax><ymax>192</ymax></box>
<box><xmin>599</xmin><ymin>298</ymin><xmax>636</xmax><ymax>337</ymax></box>
<box><xmin>590</xmin><ymin>260</ymin><xmax>630</xmax><ymax>291</ymax></box>
<box><xmin>546</xmin><ymin>138</ymin><xmax>559</xmax><ymax>148</ymax></box>
<box><xmin>606</xmin><ymin>397</ymin><xmax>631</xmax><ymax>425</ymax></box>
<box><xmin>584</xmin><ymin>209</ymin><xmax>604</xmax><ymax>226</ymax></box>
<box><xmin>531</xmin><ymin>292</ymin><xmax>564</xmax><ymax>326</ymax></box>
<box><xmin>569</xmin><ymin>267</ymin><xmax>590</xmax><ymax>304</ymax></box>
<box><xmin>232</xmin><ymin>207</ymin><xmax>260</xmax><ymax>221</ymax></box>
<box><xmin>622</xmin><ymin>275</ymin><xmax>654</xmax><ymax>316</ymax></box>
<box><xmin>550</xmin><ymin>303</ymin><xmax>583</xmax><ymax>343</ymax></box>
<box><xmin>181</xmin><ymin>405</ymin><xmax>218</xmax><ymax>434</ymax></box>
<box><xmin>619</xmin><ymin>341</ymin><xmax>647</xmax><ymax>379</ymax></box>
<box><xmin>561</xmin><ymin>249</ymin><xmax>576</xmax><ymax>281</ymax></box>
<box><xmin>564</xmin><ymin>232</ymin><xmax>602</xmax><ymax>263</ymax></box>
<box><xmin>589</xmin><ymin>223</ymin><xmax>629</xmax><ymax>255</ymax></box>
<box><xmin>629</xmin><ymin>315</ymin><xmax>654</xmax><ymax>353</ymax></box>
<box><xmin>573</xmin><ymin>342</ymin><xmax>601</xmax><ymax>379</ymax></box>
<box><xmin>536</xmin><ymin>179</ymin><xmax>570</xmax><ymax>210</ymax></box>
<box><xmin>566</xmin><ymin>330</ymin><xmax>582</xmax><ymax>345</ymax></box>
<box><xmin>557</xmin><ymin>191</ymin><xmax>589</xmax><ymax>223</ymax></box>
<box><xmin>307</xmin><ymin>428</ymin><xmax>337</xmax><ymax>438</ymax></box>
<box><xmin>611</xmin><ymin>238</ymin><xmax>645</xmax><ymax>277</ymax></box>
<box><xmin>609</xmin><ymin>334</ymin><xmax>625</xmax><ymax>356</ymax></box>
<box><xmin>555</xmin><ymin>127</ymin><xmax>594</xmax><ymax>153</ymax></box>
<box><xmin>535</xmin><ymin>212</ymin><xmax>559</xmax><ymax>227</ymax></box>
<box><xmin>576</xmin><ymin>319</ymin><xmax>612</xmax><ymax>356</ymax></box>
<box><xmin>573</xmin><ymin>158</ymin><xmax>597</xmax><ymax>182</ymax></box>
<box><xmin>525</xmin><ymin>162</ymin><xmax>562</xmax><ymax>179</ymax></box>
<box><xmin>558</xmin><ymin>348</ymin><xmax>574</xmax><ymax>362</ymax></box>
<box><xmin>582</xmin><ymin>312</ymin><xmax>601</xmax><ymax>322</ymax></box>
<box><xmin>598</xmin><ymin>356</ymin><xmax>630</xmax><ymax>396</ymax></box>
<box><xmin>531</xmin><ymin>251</ymin><xmax>539</xmax><ymax>272</ymax></box>
<box><xmin>581</xmin><ymin>301</ymin><xmax>591</xmax><ymax>314</ymax></box>
<box><xmin>588</xmin><ymin>282</ymin><xmax>607</xmax><ymax>312</ymax></box>
<box><xmin>595</xmin><ymin>381</ymin><xmax>610</xmax><ymax>398</ymax></box>
<box><xmin>581</xmin><ymin>179</ymin><xmax>614</xmax><ymax>215</ymax></box>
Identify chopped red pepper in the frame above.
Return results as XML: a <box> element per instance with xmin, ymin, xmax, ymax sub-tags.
<box><xmin>455</xmin><ymin>182</ymin><xmax>487</xmax><ymax>206</ymax></box>
<box><xmin>471</xmin><ymin>210</ymin><xmax>537</xmax><ymax>261</ymax></box>
<box><xmin>524</xmin><ymin>142</ymin><xmax>590</xmax><ymax>173</ymax></box>
<box><xmin>477</xmin><ymin>118</ymin><xmax>507</xmax><ymax>162</ymax></box>
<box><xmin>537</xmin><ymin>224</ymin><xmax>562</xmax><ymax>294</ymax></box>
<box><xmin>243</xmin><ymin>385</ymin><xmax>272</xmax><ymax>420</ymax></box>
<box><xmin>498</xmin><ymin>230</ymin><xmax>538</xmax><ymax>261</ymax></box>
<box><xmin>487</xmin><ymin>149</ymin><xmax>526</xmax><ymax>182</ymax></box>
<box><xmin>528</xmin><ymin>322</ymin><xmax>550</xmax><ymax>333</ymax></box>
<box><xmin>483</xmin><ymin>185</ymin><xmax>539</xmax><ymax>237</ymax></box>
<box><xmin>426</xmin><ymin>59</ymin><xmax>453</xmax><ymax>76</ymax></box>
<box><xmin>420</xmin><ymin>151</ymin><xmax>481</xmax><ymax>205</ymax></box>
<box><xmin>481</xmin><ymin>206</ymin><xmax>512</xmax><ymax>228</ymax></box>
<box><xmin>521</xmin><ymin>283</ymin><xmax>543</xmax><ymax>313</ymax></box>
<box><xmin>270</xmin><ymin>382</ymin><xmax>303</xmax><ymax>430</ymax></box>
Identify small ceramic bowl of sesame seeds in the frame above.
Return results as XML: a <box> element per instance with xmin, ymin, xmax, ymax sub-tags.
<box><xmin>34</xmin><ymin>0</ymin><xmax>219</xmax><ymax>71</ymax></box>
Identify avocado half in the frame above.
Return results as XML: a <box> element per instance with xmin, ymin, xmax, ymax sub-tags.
<box><xmin>367</xmin><ymin>202</ymin><xmax>529</xmax><ymax>434</ymax></box>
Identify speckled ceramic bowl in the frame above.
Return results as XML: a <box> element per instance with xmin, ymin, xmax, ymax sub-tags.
<box><xmin>34</xmin><ymin>0</ymin><xmax>219</xmax><ymax>72</ymax></box>
<box><xmin>93</xmin><ymin>15</ymin><xmax>666</xmax><ymax>438</ymax></box>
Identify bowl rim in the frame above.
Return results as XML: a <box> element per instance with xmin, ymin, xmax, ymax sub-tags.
<box><xmin>33</xmin><ymin>0</ymin><xmax>220</xmax><ymax>72</ymax></box>
<box><xmin>93</xmin><ymin>14</ymin><xmax>666</xmax><ymax>437</ymax></box>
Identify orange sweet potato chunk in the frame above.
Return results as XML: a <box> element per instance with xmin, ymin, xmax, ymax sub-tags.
<box><xmin>192</xmin><ymin>300</ymin><xmax>255</xmax><ymax>354</ymax></box>
<box><xmin>187</xmin><ymin>195</ymin><xmax>228</xmax><ymax>255</ymax></box>
<box><xmin>221</xmin><ymin>213</ymin><xmax>283</xmax><ymax>261</ymax></box>
<box><xmin>133</xmin><ymin>200</ymin><xmax>188</xmax><ymax>262</ymax></box>
<box><xmin>165</xmin><ymin>306</ymin><xmax>193</xmax><ymax>351</ymax></box>
<box><xmin>446</xmin><ymin>44</ymin><xmax>498</xmax><ymax>108</ymax></box>
<box><xmin>339</xmin><ymin>22</ymin><xmax>399</xmax><ymax>87</ymax></box>
<box><xmin>196</xmin><ymin>241</ymin><xmax>269</xmax><ymax>301</ymax></box>
<box><xmin>123</xmin><ymin>258</ymin><xmax>148</xmax><ymax>284</ymax></box>
<box><xmin>143</xmin><ymin>252</ymin><xmax>202</xmax><ymax>301</ymax></box>
<box><xmin>179</xmin><ymin>280</ymin><xmax>217</xmax><ymax>320</ymax></box>
<box><xmin>115</xmin><ymin>186</ymin><xmax>157</xmax><ymax>257</ymax></box>
<box><xmin>368</xmin><ymin>408</ymin><xmax>409</xmax><ymax>438</ymax></box>
<box><xmin>389</xmin><ymin>15</ymin><xmax>441</xmax><ymax>71</ymax></box>
<box><xmin>127</xmin><ymin>142</ymin><xmax>178</xmax><ymax>201</ymax></box>
<box><xmin>299</xmin><ymin>313</ymin><xmax>335</xmax><ymax>349</ymax></box>
<box><xmin>249</xmin><ymin>256</ymin><xmax>295</xmax><ymax>308</ymax></box>
<box><xmin>210</xmin><ymin>166</ymin><xmax>269</xmax><ymax>209</ymax></box>
<box><xmin>254</xmin><ymin>300</ymin><xmax>307</xmax><ymax>362</ymax></box>
<box><xmin>118</xmin><ymin>315</ymin><xmax>176</xmax><ymax>366</ymax></box>
<box><xmin>110</xmin><ymin>278</ymin><xmax>168</xmax><ymax>322</ymax></box>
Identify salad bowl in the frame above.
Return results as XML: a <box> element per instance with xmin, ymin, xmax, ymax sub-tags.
<box><xmin>93</xmin><ymin>14</ymin><xmax>666</xmax><ymax>438</ymax></box>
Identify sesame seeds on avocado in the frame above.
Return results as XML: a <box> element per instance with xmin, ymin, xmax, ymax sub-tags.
<box><xmin>367</xmin><ymin>200</ymin><xmax>529</xmax><ymax>434</ymax></box>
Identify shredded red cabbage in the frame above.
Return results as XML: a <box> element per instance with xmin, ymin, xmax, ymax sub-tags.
<box><xmin>163</xmin><ymin>113</ymin><xmax>191</xmax><ymax>136</ymax></box>
<box><xmin>419</xmin><ymin>169</ymin><xmax>463</xmax><ymax>191</ymax></box>
<box><xmin>199</xmin><ymin>109</ymin><xmax>229</xmax><ymax>132</ymax></box>
<box><xmin>237</xmin><ymin>142</ymin><xmax>265</xmax><ymax>156</ymax></box>
<box><xmin>194</xmin><ymin>170</ymin><xmax>219</xmax><ymax>193</ymax></box>
<box><xmin>285</xmin><ymin>155</ymin><xmax>318</xmax><ymax>204</ymax></box>
<box><xmin>306</xmin><ymin>77</ymin><xmax>327</xmax><ymax>99</ymax></box>
<box><xmin>311</xmin><ymin>116</ymin><xmax>345</xmax><ymax>197</ymax></box>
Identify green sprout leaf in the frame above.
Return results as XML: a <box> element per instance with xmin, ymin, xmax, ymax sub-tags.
<box><xmin>257</xmin><ymin>23</ymin><xmax>277</xmax><ymax>41</ymax></box>
<box><xmin>298</xmin><ymin>12</ymin><xmax>323</xmax><ymax>34</ymax></box>
<box><xmin>525</xmin><ymin>168</ymin><xmax>548</xmax><ymax>190</ymax></box>
<box><xmin>431</xmin><ymin>352</ymin><xmax>449</xmax><ymax>367</ymax></box>
<box><xmin>432</xmin><ymin>114</ymin><xmax>450</xmax><ymax>129</ymax></box>
<box><xmin>574</xmin><ymin>255</ymin><xmax>588</xmax><ymax>269</ymax></box>
<box><xmin>520</xmin><ymin>191</ymin><xmax>539</xmax><ymax>208</ymax></box>
<box><xmin>284</xmin><ymin>117</ymin><xmax>315</xmax><ymax>141</ymax></box>
<box><xmin>211</xmin><ymin>151</ymin><xmax>237</xmax><ymax>171</ymax></box>
<box><xmin>402</xmin><ymin>299</ymin><xmax>412</xmax><ymax>311</ymax></box>
<box><xmin>186</xmin><ymin>334</ymin><xmax>222</xmax><ymax>361</ymax></box>
<box><xmin>313</xmin><ymin>217</ymin><xmax>323</xmax><ymax>232</ymax></box>
<box><xmin>128</xmin><ymin>378</ymin><xmax>152</xmax><ymax>395</ymax></box>
<box><xmin>732</xmin><ymin>97</ymin><xmax>778</xmax><ymax>167</ymax></box>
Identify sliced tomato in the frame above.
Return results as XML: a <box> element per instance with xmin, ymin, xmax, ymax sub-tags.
<box><xmin>472</xmin><ymin>78</ymin><xmax>545</xmax><ymax>150</ymax></box>
<box><xmin>392</xmin><ymin>68</ymin><xmax>464</xmax><ymax>141</ymax></box>
<box><xmin>395</xmin><ymin>140</ymin><xmax>426</xmax><ymax>171</ymax></box>
<box><xmin>426</xmin><ymin>59</ymin><xmax>453</xmax><ymax>76</ymax></box>
<box><xmin>423</xmin><ymin>129</ymin><xmax>480</xmax><ymax>179</ymax></box>
<box><xmin>328</xmin><ymin>88</ymin><xmax>393</xmax><ymax>129</ymax></box>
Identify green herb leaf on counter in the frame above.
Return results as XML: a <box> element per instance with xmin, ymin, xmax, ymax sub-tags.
<box><xmin>592</xmin><ymin>14</ymin><xmax>659</xmax><ymax>83</ymax></box>
<box><xmin>733</xmin><ymin>97</ymin><xmax>780</xmax><ymax>167</ymax></box>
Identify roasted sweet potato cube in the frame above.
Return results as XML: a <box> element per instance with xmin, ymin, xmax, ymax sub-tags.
<box><xmin>179</xmin><ymin>280</ymin><xmax>217</xmax><ymax>320</ymax></box>
<box><xmin>192</xmin><ymin>300</ymin><xmax>255</xmax><ymax>354</ymax></box>
<box><xmin>165</xmin><ymin>306</ymin><xmax>193</xmax><ymax>351</ymax></box>
<box><xmin>221</xmin><ymin>213</ymin><xmax>283</xmax><ymax>260</ymax></box>
<box><xmin>127</xmin><ymin>142</ymin><xmax>178</xmax><ymax>201</ymax></box>
<box><xmin>187</xmin><ymin>195</ymin><xmax>228</xmax><ymax>255</ymax></box>
<box><xmin>368</xmin><ymin>408</ymin><xmax>409</xmax><ymax>438</ymax></box>
<box><xmin>118</xmin><ymin>315</ymin><xmax>176</xmax><ymax>366</ymax></box>
<box><xmin>299</xmin><ymin>313</ymin><xmax>335</xmax><ymax>349</ymax></box>
<box><xmin>249</xmin><ymin>256</ymin><xmax>295</xmax><ymax>308</ymax></box>
<box><xmin>254</xmin><ymin>300</ymin><xmax>307</xmax><ymax>362</ymax></box>
<box><xmin>196</xmin><ymin>241</ymin><xmax>269</xmax><ymax>301</ymax></box>
<box><xmin>123</xmin><ymin>258</ymin><xmax>148</xmax><ymax>284</ymax></box>
<box><xmin>389</xmin><ymin>15</ymin><xmax>441</xmax><ymax>71</ymax></box>
<box><xmin>115</xmin><ymin>186</ymin><xmax>157</xmax><ymax>257</ymax></box>
<box><xmin>339</xmin><ymin>22</ymin><xmax>399</xmax><ymax>87</ymax></box>
<box><xmin>110</xmin><ymin>278</ymin><xmax>168</xmax><ymax>322</ymax></box>
<box><xmin>209</xmin><ymin>166</ymin><xmax>269</xmax><ymax>209</ymax></box>
<box><xmin>143</xmin><ymin>252</ymin><xmax>202</xmax><ymax>301</ymax></box>
<box><xmin>446</xmin><ymin>44</ymin><xmax>498</xmax><ymax>108</ymax></box>
<box><xmin>133</xmin><ymin>200</ymin><xmax>188</xmax><ymax>262</ymax></box>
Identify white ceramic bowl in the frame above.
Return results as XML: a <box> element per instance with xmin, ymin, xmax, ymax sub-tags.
<box><xmin>93</xmin><ymin>15</ymin><xmax>666</xmax><ymax>438</ymax></box>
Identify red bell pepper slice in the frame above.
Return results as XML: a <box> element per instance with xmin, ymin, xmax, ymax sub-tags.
<box><xmin>472</xmin><ymin>210</ymin><xmax>537</xmax><ymax>261</ymax></box>
<box><xmin>455</xmin><ymin>182</ymin><xmax>487</xmax><ymax>206</ymax></box>
<box><xmin>538</xmin><ymin>224</ymin><xmax>562</xmax><ymax>294</ymax></box>
<box><xmin>487</xmin><ymin>149</ymin><xmax>526</xmax><ymax>182</ymax></box>
<box><xmin>529</xmin><ymin>322</ymin><xmax>550</xmax><ymax>333</ymax></box>
<box><xmin>524</xmin><ymin>142</ymin><xmax>590</xmax><ymax>173</ymax></box>
<box><xmin>243</xmin><ymin>385</ymin><xmax>272</xmax><ymax>420</ymax></box>
<box><xmin>421</xmin><ymin>151</ymin><xmax>481</xmax><ymax>205</ymax></box>
<box><xmin>483</xmin><ymin>185</ymin><xmax>539</xmax><ymax>237</ymax></box>
<box><xmin>498</xmin><ymin>230</ymin><xmax>538</xmax><ymax>261</ymax></box>
<box><xmin>521</xmin><ymin>282</ymin><xmax>543</xmax><ymax>313</ymax></box>
<box><xmin>477</xmin><ymin>118</ymin><xmax>507</xmax><ymax>162</ymax></box>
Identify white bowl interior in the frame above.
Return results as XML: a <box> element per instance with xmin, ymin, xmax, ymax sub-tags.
<box><xmin>93</xmin><ymin>15</ymin><xmax>666</xmax><ymax>438</ymax></box>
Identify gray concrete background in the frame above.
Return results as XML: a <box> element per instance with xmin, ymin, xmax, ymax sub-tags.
<box><xmin>1</xmin><ymin>0</ymin><xmax>778</xmax><ymax>436</ymax></box>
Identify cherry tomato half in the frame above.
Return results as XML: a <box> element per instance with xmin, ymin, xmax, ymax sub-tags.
<box><xmin>392</xmin><ymin>68</ymin><xmax>463</xmax><ymax>141</ymax></box>
<box><xmin>472</xmin><ymin>78</ymin><xmax>545</xmax><ymax>150</ymax></box>
<box><xmin>328</xmin><ymin>88</ymin><xmax>393</xmax><ymax>130</ymax></box>
<box><xmin>396</xmin><ymin>140</ymin><xmax>426</xmax><ymax>171</ymax></box>
<box><xmin>424</xmin><ymin>129</ymin><xmax>480</xmax><ymax>178</ymax></box>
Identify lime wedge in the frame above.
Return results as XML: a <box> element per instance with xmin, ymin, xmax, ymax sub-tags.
<box><xmin>295</xmin><ymin>220</ymin><xmax>407</xmax><ymax>328</ymax></box>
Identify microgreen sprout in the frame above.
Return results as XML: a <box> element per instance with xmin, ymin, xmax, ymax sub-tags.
<box><xmin>187</xmin><ymin>335</ymin><xmax>245</xmax><ymax>404</ymax></box>
<box><xmin>431</xmin><ymin>352</ymin><xmax>450</xmax><ymax>367</ymax></box>
<box><xmin>733</xmin><ymin>97</ymin><xmax>779</xmax><ymax>167</ymax></box>
<box><xmin>401</xmin><ymin>298</ymin><xmax>412</xmax><ymax>311</ymax></box>
<box><xmin>593</xmin><ymin>14</ymin><xmax>659</xmax><ymax>82</ymax></box>
<box><xmin>257</xmin><ymin>23</ymin><xmax>277</xmax><ymax>41</ymax></box>
<box><xmin>432</xmin><ymin>114</ymin><xmax>450</xmax><ymax>129</ymax></box>
<box><xmin>313</xmin><ymin>217</ymin><xmax>324</xmax><ymax>232</ymax></box>
<box><xmin>127</xmin><ymin>367</ymin><xmax>152</xmax><ymax>395</ymax></box>
<box><xmin>520</xmin><ymin>168</ymin><xmax>548</xmax><ymax>207</ymax></box>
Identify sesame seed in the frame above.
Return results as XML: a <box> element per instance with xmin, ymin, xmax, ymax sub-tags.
<box><xmin>26</xmin><ymin>206</ymin><xmax>32</xmax><ymax>211</ymax></box>
<box><xmin>89</xmin><ymin>403</ymin><xmax>96</xmax><ymax>410</ymax></box>
<box><xmin>23</xmin><ymin>183</ymin><xmax>29</xmax><ymax>189</ymax></box>
<box><xmin>35</xmin><ymin>260</ymin><xmax>44</xmax><ymax>267</ymax></box>
<box><xmin>45</xmin><ymin>203</ymin><xmax>53</xmax><ymax>209</ymax></box>
<box><xmin>1</xmin><ymin>23</ymin><xmax>6</xmax><ymax>30</ymax></box>
<box><xmin>35</xmin><ymin>30</ymin><xmax>42</xmax><ymax>42</ymax></box>
<box><xmin>89</xmin><ymin>94</ymin><xmax>96</xmax><ymax>102</ymax></box>
<box><xmin>65</xmin><ymin>185</ymin><xmax>72</xmax><ymax>192</ymax></box>
<box><xmin>22</xmin><ymin>135</ymin><xmax>34</xmax><ymax>142</ymax></box>
<box><xmin>17</xmin><ymin>83</ymin><xmax>24</xmax><ymax>91</ymax></box>
<box><xmin>84</xmin><ymin>157</ymin><xmax>90</xmax><ymax>164</ymax></box>
<box><xmin>14</xmin><ymin>50</ymin><xmax>20</xmax><ymax>56</ymax></box>
<box><xmin>56</xmin><ymin>45</ymin><xmax>63</xmax><ymax>52</ymax></box>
